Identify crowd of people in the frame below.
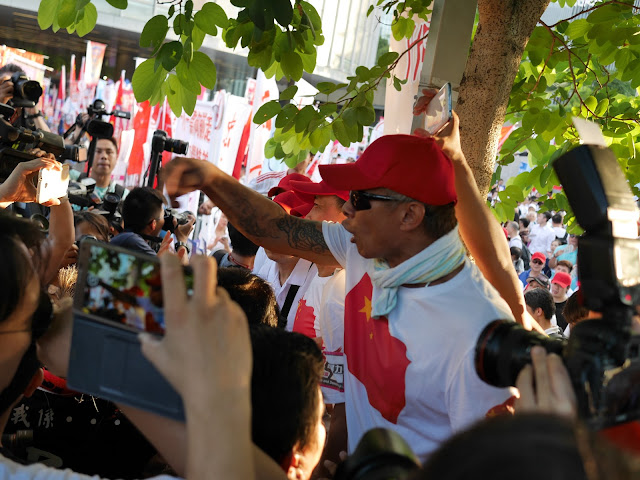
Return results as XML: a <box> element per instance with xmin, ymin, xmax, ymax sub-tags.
<box><xmin>0</xmin><ymin>72</ymin><xmax>639</xmax><ymax>480</ymax></box>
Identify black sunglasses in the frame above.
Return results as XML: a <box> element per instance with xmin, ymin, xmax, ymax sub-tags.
<box><xmin>350</xmin><ymin>190</ymin><xmax>401</xmax><ymax>211</ymax></box>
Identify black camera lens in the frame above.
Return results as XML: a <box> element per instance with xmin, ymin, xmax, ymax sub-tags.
<box><xmin>165</xmin><ymin>138</ymin><xmax>188</xmax><ymax>155</ymax></box>
<box><xmin>475</xmin><ymin>320</ymin><xmax>565</xmax><ymax>388</ymax></box>
<box><xmin>11</xmin><ymin>72</ymin><xmax>43</xmax><ymax>103</ymax></box>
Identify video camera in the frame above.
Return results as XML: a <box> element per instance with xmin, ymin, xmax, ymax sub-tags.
<box><xmin>475</xmin><ymin>143</ymin><xmax>640</xmax><ymax>430</ymax></box>
<box><xmin>146</xmin><ymin>130</ymin><xmax>189</xmax><ymax>188</ymax></box>
<box><xmin>0</xmin><ymin>103</ymin><xmax>86</xmax><ymax>181</ymax></box>
<box><xmin>68</xmin><ymin>99</ymin><xmax>132</xmax><ymax>142</ymax></box>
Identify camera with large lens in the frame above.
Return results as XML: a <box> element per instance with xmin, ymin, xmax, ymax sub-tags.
<box><xmin>152</xmin><ymin>130</ymin><xmax>189</xmax><ymax>155</ymax></box>
<box><xmin>475</xmin><ymin>143</ymin><xmax>640</xmax><ymax>430</ymax></box>
<box><xmin>9</xmin><ymin>72</ymin><xmax>43</xmax><ymax>108</ymax></box>
<box><xmin>163</xmin><ymin>208</ymin><xmax>192</xmax><ymax>234</ymax></box>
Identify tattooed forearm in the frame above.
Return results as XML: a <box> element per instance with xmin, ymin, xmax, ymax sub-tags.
<box><xmin>275</xmin><ymin>215</ymin><xmax>330</xmax><ymax>254</ymax></box>
<box><xmin>229</xmin><ymin>194</ymin><xmax>281</xmax><ymax>240</ymax></box>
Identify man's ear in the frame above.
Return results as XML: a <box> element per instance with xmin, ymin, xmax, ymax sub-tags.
<box><xmin>399</xmin><ymin>202</ymin><xmax>426</xmax><ymax>232</ymax></box>
<box><xmin>534</xmin><ymin>307</ymin><xmax>544</xmax><ymax>319</ymax></box>
<box><xmin>23</xmin><ymin>368</ymin><xmax>44</xmax><ymax>398</ymax></box>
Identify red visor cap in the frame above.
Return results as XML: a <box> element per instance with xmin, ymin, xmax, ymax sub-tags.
<box><xmin>290</xmin><ymin>180</ymin><xmax>350</xmax><ymax>204</ymax></box>
<box><xmin>319</xmin><ymin>134</ymin><xmax>457</xmax><ymax>205</ymax></box>
<box><xmin>273</xmin><ymin>191</ymin><xmax>313</xmax><ymax>217</ymax></box>
<box><xmin>291</xmin><ymin>202</ymin><xmax>314</xmax><ymax>218</ymax></box>
<box><xmin>267</xmin><ymin>173</ymin><xmax>312</xmax><ymax>198</ymax></box>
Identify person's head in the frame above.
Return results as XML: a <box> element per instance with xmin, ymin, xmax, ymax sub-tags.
<box><xmin>250</xmin><ymin>325</ymin><xmax>325</xmax><ymax>480</ymax></box>
<box><xmin>506</xmin><ymin>221</ymin><xmax>519</xmax><ymax>238</ymax></box>
<box><xmin>0</xmin><ymin>210</ymin><xmax>50</xmax><ymax>418</ymax></box>
<box><xmin>74</xmin><ymin>211</ymin><xmax>111</xmax><ymax>242</ymax></box>
<box><xmin>526</xmin><ymin>273</ymin><xmax>550</xmax><ymax>292</ymax></box>
<box><xmin>218</xmin><ymin>268</ymin><xmax>279</xmax><ymax>327</ymax></box>
<box><xmin>524</xmin><ymin>288</ymin><xmax>555</xmax><ymax>324</ymax></box>
<box><xmin>319</xmin><ymin>135</ymin><xmax>457</xmax><ymax>266</ymax></box>
<box><xmin>526</xmin><ymin>211</ymin><xmax>537</xmax><ymax>224</ymax></box>
<box><xmin>568</xmin><ymin>233</ymin><xmax>579</xmax><ymax>247</ymax></box>
<box><xmin>520</xmin><ymin>229</ymin><xmax>529</xmax><ymax>244</ymax></box>
<box><xmin>91</xmin><ymin>138</ymin><xmax>118</xmax><ymax>179</ymax></box>
<box><xmin>538</xmin><ymin>211</ymin><xmax>552</xmax><ymax>226</ymax></box>
<box><xmin>0</xmin><ymin>64</ymin><xmax>23</xmax><ymax>104</ymax></box>
<box><xmin>550</xmin><ymin>238</ymin><xmax>561</xmax><ymax>253</ymax></box>
<box><xmin>198</xmin><ymin>198</ymin><xmax>214</xmax><ymax>215</ymax></box>
<box><xmin>510</xmin><ymin>246</ymin><xmax>521</xmax><ymax>262</ymax></box>
<box><xmin>530</xmin><ymin>252</ymin><xmax>546</xmax><ymax>274</ymax></box>
<box><xmin>519</xmin><ymin>217</ymin><xmax>530</xmax><ymax>230</ymax></box>
<box><xmin>290</xmin><ymin>179</ymin><xmax>348</xmax><ymax>224</ymax></box>
<box><xmin>556</xmin><ymin>260</ymin><xmax>573</xmax><ymax>275</ymax></box>
<box><xmin>552</xmin><ymin>213</ymin><xmax>563</xmax><ymax>226</ymax></box>
<box><xmin>122</xmin><ymin>187</ymin><xmax>166</xmax><ymax>235</ymax></box>
<box><xmin>551</xmin><ymin>272</ymin><xmax>572</xmax><ymax>301</ymax></box>
<box><xmin>227</xmin><ymin>222</ymin><xmax>259</xmax><ymax>258</ymax></box>
<box><xmin>563</xmin><ymin>292</ymin><xmax>590</xmax><ymax>328</ymax></box>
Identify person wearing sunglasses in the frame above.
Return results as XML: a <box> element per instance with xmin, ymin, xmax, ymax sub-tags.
<box><xmin>161</xmin><ymin>112</ymin><xmax>519</xmax><ymax>462</ymax></box>
<box><xmin>519</xmin><ymin>251</ymin><xmax>548</xmax><ymax>289</ymax></box>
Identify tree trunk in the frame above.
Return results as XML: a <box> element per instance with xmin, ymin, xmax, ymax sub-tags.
<box><xmin>456</xmin><ymin>0</ymin><xmax>550</xmax><ymax>197</ymax></box>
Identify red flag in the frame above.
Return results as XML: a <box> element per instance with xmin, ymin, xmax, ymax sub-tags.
<box><xmin>232</xmin><ymin>116</ymin><xmax>251</xmax><ymax>179</ymax></box>
<box><xmin>292</xmin><ymin>299</ymin><xmax>317</xmax><ymax>339</ymax></box>
<box><xmin>159</xmin><ymin>100</ymin><xmax>173</xmax><ymax>168</ymax></box>
<box><xmin>111</xmin><ymin>70</ymin><xmax>126</xmax><ymax>141</ymax></box>
<box><xmin>126</xmin><ymin>101</ymin><xmax>152</xmax><ymax>187</ymax></box>
<box><xmin>58</xmin><ymin>65</ymin><xmax>66</xmax><ymax>102</ymax></box>
<box><xmin>344</xmin><ymin>274</ymin><xmax>410</xmax><ymax>424</ymax></box>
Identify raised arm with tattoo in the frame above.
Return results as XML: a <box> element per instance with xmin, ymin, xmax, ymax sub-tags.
<box><xmin>162</xmin><ymin>158</ymin><xmax>337</xmax><ymax>265</ymax></box>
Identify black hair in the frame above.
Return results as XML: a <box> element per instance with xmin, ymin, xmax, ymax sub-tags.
<box><xmin>385</xmin><ymin>189</ymin><xmax>457</xmax><ymax>239</ymax></box>
<box><xmin>122</xmin><ymin>187</ymin><xmax>165</xmax><ymax>232</ymax></box>
<box><xmin>249</xmin><ymin>325</ymin><xmax>324</xmax><ymax>465</ymax></box>
<box><xmin>0</xmin><ymin>210</ymin><xmax>45</xmax><ymax>324</ymax></box>
<box><xmin>542</xmin><ymin>211</ymin><xmax>552</xmax><ymax>221</ymax></box>
<box><xmin>563</xmin><ymin>292</ymin><xmax>590</xmax><ymax>325</ymax></box>
<box><xmin>217</xmin><ymin>268</ymin><xmax>279</xmax><ymax>327</ymax></box>
<box><xmin>0</xmin><ymin>64</ymin><xmax>23</xmax><ymax>76</ymax></box>
<box><xmin>96</xmin><ymin>136</ymin><xmax>119</xmax><ymax>153</ymax></box>
<box><xmin>524</xmin><ymin>288</ymin><xmax>555</xmax><ymax>320</ymax></box>
<box><xmin>519</xmin><ymin>217</ymin><xmax>530</xmax><ymax>229</ymax></box>
<box><xmin>417</xmin><ymin>414</ymin><xmax>588</xmax><ymax>480</ymax></box>
<box><xmin>510</xmin><ymin>246</ymin><xmax>521</xmax><ymax>259</ymax></box>
<box><xmin>552</xmin><ymin>213</ymin><xmax>562</xmax><ymax>224</ymax></box>
<box><xmin>227</xmin><ymin>222</ymin><xmax>259</xmax><ymax>258</ymax></box>
<box><xmin>74</xmin><ymin>211</ymin><xmax>111</xmax><ymax>242</ymax></box>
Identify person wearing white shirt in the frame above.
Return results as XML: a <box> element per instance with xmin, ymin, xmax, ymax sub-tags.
<box><xmin>506</xmin><ymin>221</ymin><xmax>522</xmax><ymax>249</ymax></box>
<box><xmin>528</xmin><ymin>211</ymin><xmax>556</xmax><ymax>255</ymax></box>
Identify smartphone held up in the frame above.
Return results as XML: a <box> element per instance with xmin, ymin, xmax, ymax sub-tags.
<box><xmin>423</xmin><ymin>83</ymin><xmax>453</xmax><ymax>135</ymax></box>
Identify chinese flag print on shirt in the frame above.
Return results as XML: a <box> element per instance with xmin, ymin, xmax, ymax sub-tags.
<box><xmin>344</xmin><ymin>274</ymin><xmax>410</xmax><ymax>424</ymax></box>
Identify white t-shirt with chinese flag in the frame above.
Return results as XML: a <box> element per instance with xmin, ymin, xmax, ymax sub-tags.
<box><xmin>322</xmin><ymin>222</ymin><xmax>513</xmax><ymax>461</ymax></box>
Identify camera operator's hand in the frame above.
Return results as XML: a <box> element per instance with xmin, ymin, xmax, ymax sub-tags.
<box><xmin>157</xmin><ymin>233</ymin><xmax>174</xmax><ymax>257</ymax></box>
<box><xmin>174</xmin><ymin>213</ymin><xmax>196</xmax><ymax>244</ymax></box>
<box><xmin>0</xmin><ymin>155</ymin><xmax>63</xmax><ymax>207</ymax></box>
<box><xmin>0</xmin><ymin>75</ymin><xmax>13</xmax><ymax>104</ymax></box>
<box><xmin>515</xmin><ymin>346</ymin><xmax>577</xmax><ymax>420</ymax></box>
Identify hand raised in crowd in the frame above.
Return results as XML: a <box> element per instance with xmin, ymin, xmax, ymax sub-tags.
<box><xmin>139</xmin><ymin>254</ymin><xmax>252</xmax><ymax>409</ymax></box>
<box><xmin>0</xmin><ymin>154</ymin><xmax>63</xmax><ymax>207</ymax></box>
<box><xmin>157</xmin><ymin>233</ymin><xmax>174</xmax><ymax>257</ymax></box>
<box><xmin>515</xmin><ymin>346</ymin><xmax>577</xmax><ymax>420</ymax></box>
<box><xmin>174</xmin><ymin>213</ymin><xmax>196</xmax><ymax>244</ymax></box>
<box><xmin>162</xmin><ymin>157</ymin><xmax>217</xmax><ymax>204</ymax></box>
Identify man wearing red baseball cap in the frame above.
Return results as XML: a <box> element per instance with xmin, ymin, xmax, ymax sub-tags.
<box><xmin>519</xmin><ymin>251</ymin><xmax>547</xmax><ymax>289</ymax></box>
<box><xmin>551</xmin><ymin>271</ymin><xmax>572</xmax><ymax>331</ymax></box>
<box><xmin>162</xmin><ymin>114</ymin><xmax>516</xmax><ymax>461</ymax></box>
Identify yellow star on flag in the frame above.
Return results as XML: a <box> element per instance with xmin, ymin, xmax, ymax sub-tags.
<box><xmin>359</xmin><ymin>297</ymin><xmax>372</xmax><ymax>322</ymax></box>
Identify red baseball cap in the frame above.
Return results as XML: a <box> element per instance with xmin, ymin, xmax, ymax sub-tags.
<box><xmin>319</xmin><ymin>134</ymin><xmax>456</xmax><ymax>205</ymax></box>
<box><xmin>552</xmin><ymin>272</ymin><xmax>572</xmax><ymax>289</ymax></box>
<box><xmin>531</xmin><ymin>252</ymin><xmax>547</xmax><ymax>263</ymax></box>
<box><xmin>267</xmin><ymin>173</ymin><xmax>311</xmax><ymax>198</ymax></box>
<box><xmin>290</xmin><ymin>180</ymin><xmax>350</xmax><ymax>203</ymax></box>
<box><xmin>273</xmin><ymin>191</ymin><xmax>313</xmax><ymax>218</ymax></box>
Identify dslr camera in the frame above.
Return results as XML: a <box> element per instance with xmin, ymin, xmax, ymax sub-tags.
<box><xmin>163</xmin><ymin>208</ymin><xmax>193</xmax><ymax>234</ymax></box>
<box><xmin>475</xmin><ymin>143</ymin><xmax>640</xmax><ymax>430</ymax></box>
<box><xmin>8</xmin><ymin>71</ymin><xmax>43</xmax><ymax>109</ymax></box>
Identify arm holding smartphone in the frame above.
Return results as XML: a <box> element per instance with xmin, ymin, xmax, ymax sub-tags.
<box><xmin>43</xmin><ymin>194</ymin><xmax>74</xmax><ymax>283</ymax></box>
<box><xmin>414</xmin><ymin>91</ymin><xmax>543</xmax><ymax>333</ymax></box>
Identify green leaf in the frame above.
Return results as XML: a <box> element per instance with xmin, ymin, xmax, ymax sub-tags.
<box><xmin>295</xmin><ymin>105</ymin><xmax>316</xmax><ymax>133</ymax></box>
<box><xmin>176</xmin><ymin>59</ymin><xmax>201</xmax><ymax>93</ymax></box>
<box><xmin>183</xmin><ymin>37</ymin><xmax>193</xmax><ymax>64</ymax></box>
<box><xmin>105</xmin><ymin>0</ymin><xmax>126</xmax><ymax>8</ymax></box>
<box><xmin>280</xmin><ymin>85</ymin><xmax>298</xmax><ymax>101</ymax></box>
<box><xmin>300</xmin><ymin>1</ymin><xmax>321</xmax><ymax>31</ymax></box>
<box><xmin>166</xmin><ymin>74</ymin><xmax>197</xmax><ymax>115</ymax></box>
<box><xmin>356</xmin><ymin>106</ymin><xmax>375</xmax><ymax>126</ymax></box>
<box><xmin>190</xmin><ymin>51</ymin><xmax>217</xmax><ymax>89</ymax></box>
<box><xmin>276</xmin><ymin>104</ymin><xmax>298</xmax><ymax>128</ymax></box>
<box><xmin>75</xmin><ymin>0</ymin><xmax>89</xmax><ymax>10</ymax></box>
<box><xmin>254</xmin><ymin>100</ymin><xmax>281</xmax><ymax>125</ymax></box>
<box><xmin>56</xmin><ymin>0</ymin><xmax>76</xmax><ymax>28</ymax></box>
<box><xmin>158</xmin><ymin>41</ymin><xmax>183</xmax><ymax>72</ymax></box>
<box><xmin>280</xmin><ymin>51</ymin><xmax>303</xmax><ymax>80</ymax></box>
<box><xmin>191</xmin><ymin>24</ymin><xmax>206</xmax><ymax>50</ymax></box>
<box><xmin>264</xmin><ymin>138</ymin><xmax>278</xmax><ymax>158</ymax></box>
<box><xmin>75</xmin><ymin>2</ymin><xmax>97</xmax><ymax>36</ymax></box>
<box><xmin>332</xmin><ymin>118</ymin><xmax>350</xmax><ymax>146</ymax></box>
<box><xmin>272</xmin><ymin>0</ymin><xmax>293</xmax><ymax>26</ymax></box>
<box><xmin>140</xmin><ymin>15</ymin><xmax>169</xmax><ymax>49</ymax></box>
<box><xmin>564</xmin><ymin>18</ymin><xmax>589</xmax><ymax>39</ymax></box>
<box><xmin>300</xmin><ymin>50</ymin><xmax>317</xmax><ymax>73</ymax></box>
<box><xmin>168</xmin><ymin>4</ymin><xmax>175</xmax><ymax>17</ymax></box>
<box><xmin>318</xmin><ymin>103</ymin><xmax>337</xmax><ymax>116</ymax></box>
<box><xmin>584</xmin><ymin>96</ymin><xmax>597</xmax><ymax>115</ymax></box>
<box><xmin>393</xmin><ymin>76</ymin><xmax>402</xmax><ymax>91</ymax></box>
<box><xmin>38</xmin><ymin>0</ymin><xmax>60</xmax><ymax>29</ymax></box>
<box><xmin>132</xmin><ymin>58</ymin><xmax>167</xmax><ymax>102</ymax></box>
<box><xmin>194</xmin><ymin>2</ymin><xmax>228</xmax><ymax>34</ymax></box>
<box><xmin>367</xmin><ymin>4</ymin><xmax>374</xmax><ymax>16</ymax></box>
<box><xmin>378</xmin><ymin>51</ymin><xmax>399</xmax><ymax>67</ymax></box>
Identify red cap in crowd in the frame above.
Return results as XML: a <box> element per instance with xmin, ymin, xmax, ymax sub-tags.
<box><xmin>531</xmin><ymin>252</ymin><xmax>547</xmax><ymax>263</ymax></box>
<box><xmin>319</xmin><ymin>134</ymin><xmax>457</xmax><ymax>206</ymax></box>
<box><xmin>289</xmin><ymin>180</ymin><xmax>350</xmax><ymax>203</ymax></box>
<box><xmin>267</xmin><ymin>173</ymin><xmax>312</xmax><ymax>198</ymax></box>
<box><xmin>552</xmin><ymin>272</ymin><xmax>572</xmax><ymax>289</ymax></box>
<box><xmin>273</xmin><ymin>191</ymin><xmax>313</xmax><ymax>218</ymax></box>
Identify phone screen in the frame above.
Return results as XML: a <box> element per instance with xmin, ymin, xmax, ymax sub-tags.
<box><xmin>424</xmin><ymin>83</ymin><xmax>452</xmax><ymax>135</ymax></box>
<box><xmin>78</xmin><ymin>242</ymin><xmax>193</xmax><ymax>334</ymax></box>
<box><xmin>37</xmin><ymin>164</ymin><xmax>70</xmax><ymax>204</ymax></box>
